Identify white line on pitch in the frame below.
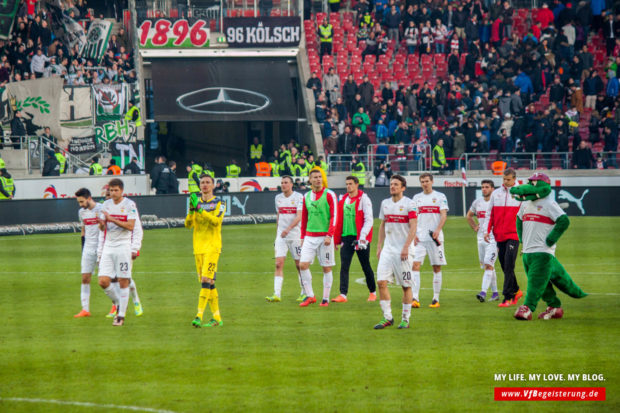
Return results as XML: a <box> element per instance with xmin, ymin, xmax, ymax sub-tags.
<box><xmin>0</xmin><ymin>397</ymin><xmax>178</xmax><ymax>413</ymax></box>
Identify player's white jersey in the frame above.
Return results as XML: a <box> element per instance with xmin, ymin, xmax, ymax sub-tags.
<box><xmin>379</xmin><ymin>196</ymin><xmax>417</xmax><ymax>255</ymax></box>
<box><xmin>79</xmin><ymin>203</ymin><xmax>103</xmax><ymax>250</ymax></box>
<box><xmin>517</xmin><ymin>197</ymin><xmax>566</xmax><ymax>255</ymax></box>
<box><xmin>275</xmin><ymin>191</ymin><xmax>303</xmax><ymax>240</ymax></box>
<box><xmin>469</xmin><ymin>197</ymin><xmax>494</xmax><ymax>242</ymax></box>
<box><xmin>412</xmin><ymin>190</ymin><xmax>449</xmax><ymax>242</ymax></box>
<box><xmin>100</xmin><ymin>197</ymin><xmax>138</xmax><ymax>248</ymax></box>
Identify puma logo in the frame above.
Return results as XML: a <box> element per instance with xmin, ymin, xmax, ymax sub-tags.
<box><xmin>232</xmin><ymin>195</ymin><xmax>249</xmax><ymax>215</ymax></box>
<box><xmin>557</xmin><ymin>189</ymin><xmax>589</xmax><ymax>215</ymax></box>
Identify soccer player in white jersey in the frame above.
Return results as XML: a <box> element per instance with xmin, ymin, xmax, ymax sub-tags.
<box><xmin>98</xmin><ymin>186</ymin><xmax>144</xmax><ymax>318</ymax></box>
<box><xmin>298</xmin><ymin>169</ymin><xmax>338</xmax><ymax>307</ymax></box>
<box><xmin>374</xmin><ymin>175</ymin><xmax>417</xmax><ymax>329</ymax></box>
<box><xmin>411</xmin><ymin>173</ymin><xmax>448</xmax><ymax>308</ymax></box>
<box><xmin>466</xmin><ymin>179</ymin><xmax>500</xmax><ymax>302</ymax></box>
<box><xmin>74</xmin><ymin>188</ymin><xmax>102</xmax><ymax>318</ymax></box>
<box><xmin>98</xmin><ymin>178</ymin><xmax>138</xmax><ymax>326</ymax></box>
<box><xmin>266</xmin><ymin>176</ymin><xmax>305</xmax><ymax>302</ymax></box>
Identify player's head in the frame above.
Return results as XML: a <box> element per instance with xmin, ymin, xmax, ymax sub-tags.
<box><xmin>345</xmin><ymin>176</ymin><xmax>359</xmax><ymax>195</ymax></box>
<box><xmin>481</xmin><ymin>179</ymin><xmax>495</xmax><ymax>198</ymax></box>
<box><xmin>281</xmin><ymin>175</ymin><xmax>294</xmax><ymax>193</ymax></box>
<box><xmin>108</xmin><ymin>178</ymin><xmax>124</xmax><ymax>201</ymax></box>
<box><xmin>309</xmin><ymin>169</ymin><xmax>323</xmax><ymax>190</ymax></box>
<box><xmin>199</xmin><ymin>173</ymin><xmax>215</xmax><ymax>194</ymax></box>
<box><xmin>503</xmin><ymin>168</ymin><xmax>516</xmax><ymax>187</ymax></box>
<box><xmin>390</xmin><ymin>174</ymin><xmax>407</xmax><ymax>197</ymax></box>
<box><xmin>75</xmin><ymin>187</ymin><xmax>92</xmax><ymax>208</ymax></box>
<box><xmin>419</xmin><ymin>172</ymin><xmax>433</xmax><ymax>193</ymax></box>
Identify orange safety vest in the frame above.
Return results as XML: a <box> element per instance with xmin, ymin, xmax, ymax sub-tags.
<box><xmin>255</xmin><ymin>162</ymin><xmax>271</xmax><ymax>176</ymax></box>
<box><xmin>107</xmin><ymin>165</ymin><xmax>122</xmax><ymax>175</ymax></box>
<box><xmin>491</xmin><ymin>161</ymin><xmax>507</xmax><ymax>175</ymax></box>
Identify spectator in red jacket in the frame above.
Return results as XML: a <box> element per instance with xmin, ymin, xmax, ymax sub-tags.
<box><xmin>536</xmin><ymin>3</ymin><xmax>555</xmax><ymax>29</ymax></box>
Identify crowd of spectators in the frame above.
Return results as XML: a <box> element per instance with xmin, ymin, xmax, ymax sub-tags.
<box><xmin>0</xmin><ymin>0</ymin><xmax>136</xmax><ymax>91</ymax></box>
<box><xmin>308</xmin><ymin>0</ymin><xmax>620</xmax><ymax>170</ymax></box>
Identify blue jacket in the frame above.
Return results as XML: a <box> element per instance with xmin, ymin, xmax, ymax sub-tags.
<box><xmin>607</xmin><ymin>77</ymin><xmax>619</xmax><ymax>98</ymax></box>
<box><xmin>514</xmin><ymin>72</ymin><xmax>534</xmax><ymax>94</ymax></box>
<box><xmin>591</xmin><ymin>0</ymin><xmax>605</xmax><ymax>16</ymax></box>
<box><xmin>376</xmin><ymin>123</ymin><xmax>388</xmax><ymax>139</ymax></box>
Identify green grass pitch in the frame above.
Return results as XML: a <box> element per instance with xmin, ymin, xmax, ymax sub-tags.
<box><xmin>1</xmin><ymin>217</ymin><xmax>618</xmax><ymax>412</ymax></box>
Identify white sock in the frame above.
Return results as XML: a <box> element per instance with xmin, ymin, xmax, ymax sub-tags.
<box><xmin>322</xmin><ymin>271</ymin><xmax>333</xmax><ymax>301</ymax></box>
<box><xmin>118</xmin><ymin>287</ymin><xmax>130</xmax><ymax>318</ymax></box>
<box><xmin>482</xmin><ymin>269</ymin><xmax>493</xmax><ymax>293</ymax></box>
<box><xmin>297</xmin><ymin>270</ymin><xmax>304</xmax><ymax>293</ymax></box>
<box><xmin>491</xmin><ymin>270</ymin><xmax>498</xmax><ymax>293</ymax></box>
<box><xmin>300</xmin><ymin>269</ymin><xmax>314</xmax><ymax>297</ymax></box>
<box><xmin>129</xmin><ymin>279</ymin><xmax>140</xmax><ymax>304</ymax></box>
<box><xmin>113</xmin><ymin>282</ymin><xmax>121</xmax><ymax>300</ymax></box>
<box><xmin>412</xmin><ymin>271</ymin><xmax>421</xmax><ymax>300</ymax></box>
<box><xmin>80</xmin><ymin>283</ymin><xmax>90</xmax><ymax>312</ymax></box>
<box><xmin>104</xmin><ymin>284</ymin><xmax>120</xmax><ymax>306</ymax></box>
<box><xmin>402</xmin><ymin>303</ymin><xmax>412</xmax><ymax>322</ymax></box>
<box><xmin>274</xmin><ymin>276</ymin><xmax>283</xmax><ymax>297</ymax></box>
<box><xmin>432</xmin><ymin>271</ymin><xmax>442</xmax><ymax>301</ymax></box>
<box><xmin>380</xmin><ymin>300</ymin><xmax>392</xmax><ymax>320</ymax></box>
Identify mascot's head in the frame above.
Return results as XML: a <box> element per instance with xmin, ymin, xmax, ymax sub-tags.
<box><xmin>509</xmin><ymin>172</ymin><xmax>551</xmax><ymax>201</ymax></box>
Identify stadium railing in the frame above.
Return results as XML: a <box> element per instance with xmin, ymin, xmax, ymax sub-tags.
<box><xmin>136</xmin><ymin>1</ymin><xmax>224</xmax><ymax>31</ymax></box>
<box><xmin>327</xmin><ymin>152</ymin><xmax>425</xmax><ymax>174</ymax></box>
<box><xmin>457</xmin><ymin>151</ymin><xmax>620</xmax><ymax>171</ymax></box>
<box><xmin>2</xmin><ymin>136</ymin><xmax>91</xmax><ymax>174</ymax></box>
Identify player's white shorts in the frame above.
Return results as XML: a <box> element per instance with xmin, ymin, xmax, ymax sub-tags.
<box><xmin>413</xmin><ymin>240</ymin><xmax>447</xmax><ymax>266</ymax></box>
<box><xmin>300</xmin><ymin>236</ymin><xmax>336</xmax><ymax>267</ymax></box>
<box><xmin>99</xmin><ymin>246</ymin><xmax>133</xmax><ymax>279</ymax></box>
<box><xmin>81</xmin><ymin>248</ymin><xmax>98</xmax><ymax>274</ymax></box>
<box><xmin>377</xmin><ymin>251</ymin><xmax>415</xmax><ymax>288</ymax></box>
<box><xmin>275</xmin><ymin>237</ymin><xmax>302</xmax><ymax>260</ymax></box>
<box><xmin>478</xmin><ymin>240</ymin><xmax>497</xmax><ymax>268</ymax></box>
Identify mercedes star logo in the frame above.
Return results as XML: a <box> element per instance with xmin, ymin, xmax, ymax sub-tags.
<box><xmin>176</xmin><ymin>87</ymin><xmax>271</xmax><ymax>115</ymax></box>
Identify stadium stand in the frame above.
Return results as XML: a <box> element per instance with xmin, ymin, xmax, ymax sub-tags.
<box><xmin>304</xmin><ymin>1</ymin><xmax>620</xmax><ymax>171</ymax></box>
<box><xmin>2</xmin><ymin>2</ymin><xmax>135</xmax><ymax>87</ymax></box>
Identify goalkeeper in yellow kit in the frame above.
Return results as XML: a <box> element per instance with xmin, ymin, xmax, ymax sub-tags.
<box><xmin>186</xmin><ymin>174</ymin><xmax>226</xmax><ymax>328</ymax></box>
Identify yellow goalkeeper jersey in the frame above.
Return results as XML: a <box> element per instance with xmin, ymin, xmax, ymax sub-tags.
<box><xmin>185</xmin><ymin>195</ymin><xmax>225</xmax><ymax>254</ymax></box>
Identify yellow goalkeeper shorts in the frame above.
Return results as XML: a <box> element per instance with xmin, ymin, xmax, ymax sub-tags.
<box><xmin>195</xmin><ymin>251</ymin><xmax>220</xmax><ymax>281</ymax></box>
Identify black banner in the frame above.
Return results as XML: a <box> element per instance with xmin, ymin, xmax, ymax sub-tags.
<box><xmin>68</xmin><ymin>136</ymin><xmax>97</xmax><ymax>154</ymax></box>
<box><xmin>151</xmin><ymin>58</ymin><xmax>298</xmax><ymax>121</ymax></box>
<box><xmin>1</xmin><ymin>187</ymin><xmax>617</xmax><ymax>227</ymax></box>
<box><xmin>224</xmin><ymin>17</ymin><xmax>301</xmax><ymax>48</ymax></box>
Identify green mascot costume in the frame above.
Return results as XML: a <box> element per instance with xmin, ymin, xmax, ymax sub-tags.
<box><xmin>509</xmin><ymin>173</ymin><xmax>587</xmax><ymax>320</ymax></box>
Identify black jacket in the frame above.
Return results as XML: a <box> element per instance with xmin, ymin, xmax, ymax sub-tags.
<box><xmin>10</xmin><ymin>117</ymin><xmax>26</xmax><ymax>137</ymax></box>
<box><xmin>167</xmin><ymin>170</ymin><xmax>179</xmax><ymax>194</ymax></box>
<box><xmin>342</xmin><ymin>80</ymin><xmax>358</xmax><ymax>101</ymax></box>
<box><xmin>573</xmin><ymin>147</ymin><xmax>593</xmax><ymax>169</ymax></box>
<box><xmin>150</xmin><ymin>163</ymin><xmax>170</xmax><ymax>194</ymax></box>
<box><xmin>43</xmin><ymin>156</ymin><xmax>60</xmax><ymax>176</ymax></box>
<box><xmin>124</xmin><ymin>161</ymin><xmax>141</xmax><ymax>174</ymax></box>
<box><xmin>338</xmin><ymin>133</ymin><xmax>356</xmax><ymax>154</ymax></box>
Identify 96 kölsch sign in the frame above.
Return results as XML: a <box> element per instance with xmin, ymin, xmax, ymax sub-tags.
<box><xmin>224</xmin><ymin>17</ymin><xmax>301</xmax><ymax>48</ymax></box>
